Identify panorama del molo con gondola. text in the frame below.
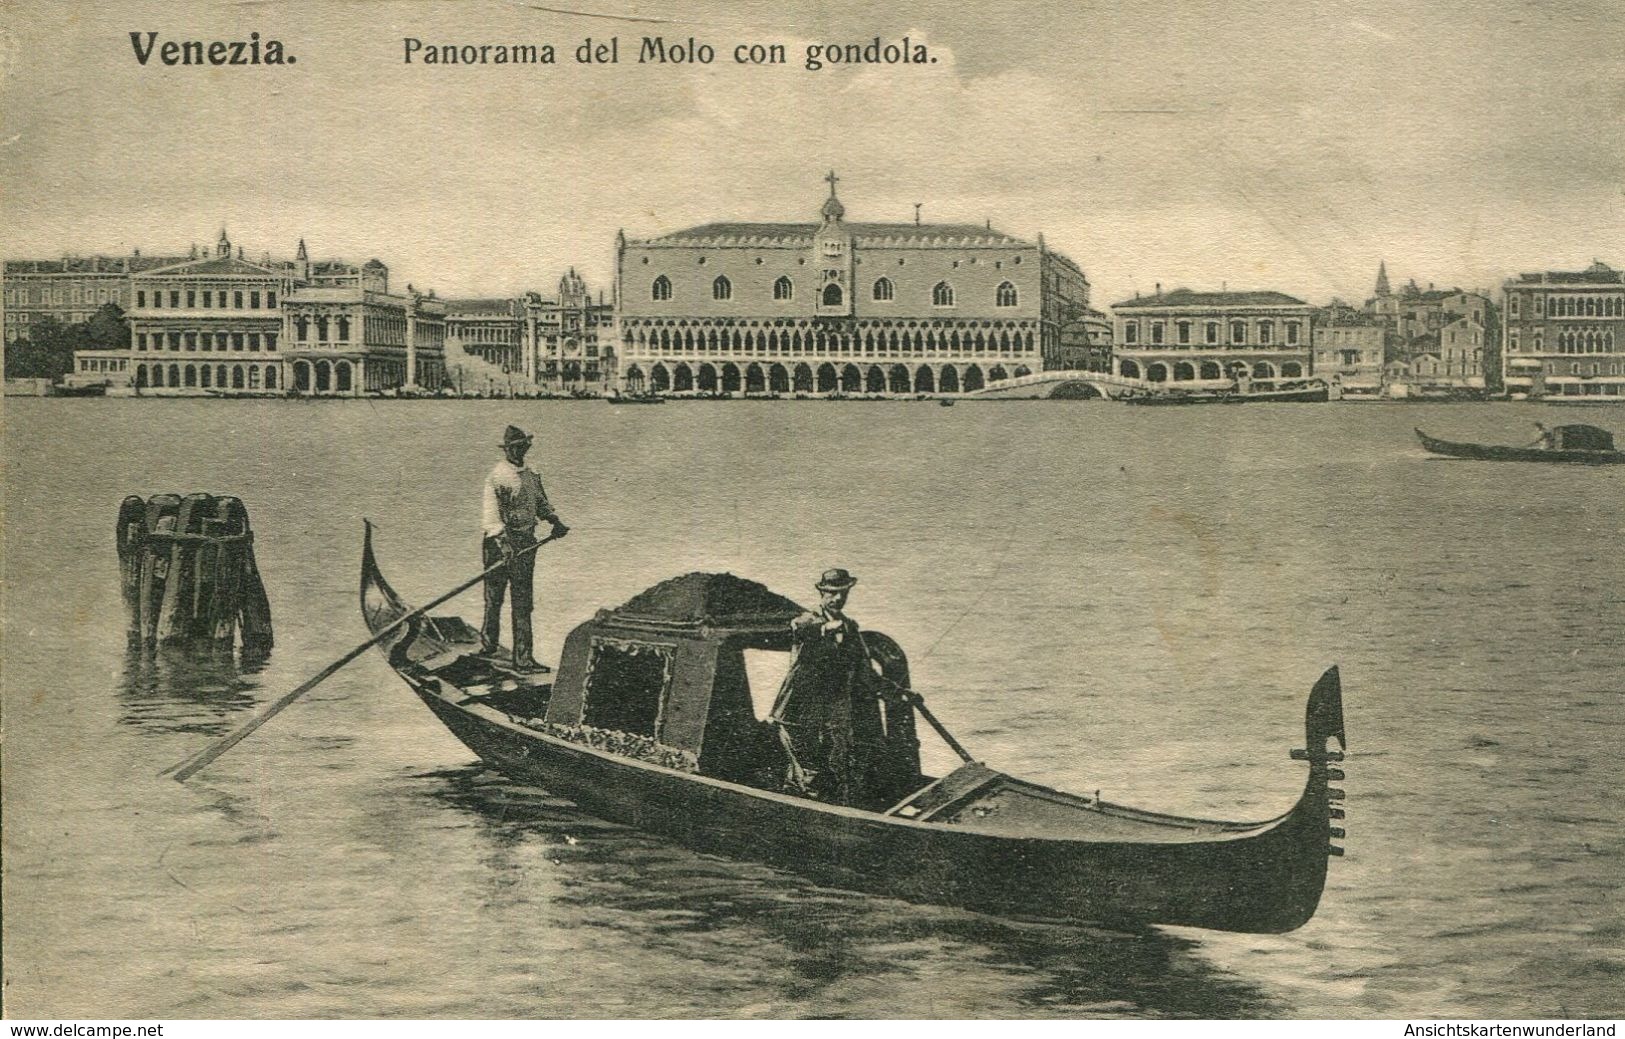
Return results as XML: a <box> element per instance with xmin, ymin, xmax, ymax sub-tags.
<box><xmin>401</xmin><ymin>35</ymin><xmax>935</xmax><ymax>71</ymax></box>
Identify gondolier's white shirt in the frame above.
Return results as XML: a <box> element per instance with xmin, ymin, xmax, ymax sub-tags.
<box><xmin>482</xmin><ymin>459</ymin><xmax>552</xmax><ymax>538</ymax></box>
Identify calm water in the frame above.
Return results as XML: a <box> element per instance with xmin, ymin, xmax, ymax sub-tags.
<box><xmin>3</xmin><ymin>398</ymin><xmax>1622</xmax><ymax>1019</ymax></box>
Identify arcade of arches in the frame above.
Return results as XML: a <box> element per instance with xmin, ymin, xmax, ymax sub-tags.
<box><xmin>135</xmin><ymin>361</ymin><xmax>282</xmax><ymax>392</ymax></box>
<box><xmin>1117</xmin><ymin>358</ymin><xmax>1305</xmax><ymax>383</ymax></box>
<box><xmin>131</xmin><ymin>355</ymin><xmax>446</xmax><ymax>395</ymax></box>
<box><xmin>286</xmin><ymin>355</ymin><xmax>444</xmax><ymax>394</ymax></box>
<box><xmin>620</xmin><ymin>316</ymin><xmax>1041</xmax><ymax>393</ymax></box>
<box><xmin>622</xmin><ymin>316</ymin><xmax>1040</xmax><ymax>361</ymax></box>
<box><xmin>621</xmin><ymin>360</ymin><xmax>1034</xmax><ymax>395</ymax></box>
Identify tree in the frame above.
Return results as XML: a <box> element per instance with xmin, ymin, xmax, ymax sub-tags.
<box><xmin>85</xmin><ymin>302</ymin><xmax>130</xmax><ymax>351</ymax></box>
<box><xmin>3</xmin><ymin>310</ymin><xmax>110</xmax><ymax>380</ymax></box>
<box><xmin>6</xmin><ymin>318</ymin><xmax>70</xmax><ymax>379</ymax></box>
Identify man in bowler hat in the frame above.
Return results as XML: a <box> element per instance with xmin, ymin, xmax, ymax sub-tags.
<box><xmin>769</xmin><ymin>568</ymin><xmax>886</xmax><ymax>805</ymax></box>
<box><xmin>481</xmin><ymin>425</ymin><xmax>568</xmax><ymax>672</ymax></box>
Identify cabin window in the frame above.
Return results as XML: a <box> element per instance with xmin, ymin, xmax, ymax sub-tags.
<box><xmin>581</xmin><ymin>638</ymin><xmax>674</xmax><ymax>737</ymax></box>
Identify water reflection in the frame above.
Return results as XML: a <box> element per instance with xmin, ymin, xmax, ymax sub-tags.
<box><xmin>117</xmin><ymin>643</ymin><xmax>269</xmax><ymax>737</ymax></box>
<box><xmin>419</xmin><ymin>767</ymin><xmax>1278</xmax><ymax>1018</ymax></box>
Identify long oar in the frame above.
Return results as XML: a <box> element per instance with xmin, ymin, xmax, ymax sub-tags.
<box><xmin>855</xmin><ymin>630</ymin><xmax>975</xmax><ymax>764</ymax></box>
<box><xmin>908</xmin><ymin>693</ymin><xmax>975</xmax><ymax>765</ymax></box>
<box><xmin>162</xmin><ymin>530</ymin><xmax>563</xmax><ymax>782</ymax></box>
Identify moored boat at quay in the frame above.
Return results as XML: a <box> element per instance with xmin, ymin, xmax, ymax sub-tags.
<box><xmin>360</xmin><ymin>524</ymin><xmax>1349</xmax><ymax>934</ymax></box>
<box><xmin>1123</xmin><ymin>379</ymin><xmax>1330</xmax><ymax>405</ymax></box>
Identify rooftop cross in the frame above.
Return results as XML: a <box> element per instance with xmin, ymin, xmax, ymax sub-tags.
<box><xmin>819</xmin><ymin>170</ymin><xmax>846</xmax><ymax>222</ymax></box>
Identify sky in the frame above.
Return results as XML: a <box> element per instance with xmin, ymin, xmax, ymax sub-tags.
<box><xmin>1</xmin><ymin>0</ymin><xmax>1621</xmax><ymax>307</ymax></box>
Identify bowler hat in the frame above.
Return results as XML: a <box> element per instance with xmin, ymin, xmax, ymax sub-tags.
<box><xmin>816</xmin><ymin>567</ymin><xmax>858</xmax><ymax>592</ymax></box>
<box><xmin>501</xmin><ymin>425</ymin><xmax>533</xmax><ymax>449</ymax></box>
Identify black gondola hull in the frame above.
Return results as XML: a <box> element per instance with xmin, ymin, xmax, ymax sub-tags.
<box><xmin>404</xmin><ymin>655</ymin><xmax>1333</xmax><ymax>934</ymax></box>
<box><xmin>1416</xmin><ymin>429</ymin><xmax>1625</xmax><ymax>465</ymax></box>
<box><xmin>365</xmin><ymin>526</ymin><xmax>1341</xmax><ymax>934</ymax></box>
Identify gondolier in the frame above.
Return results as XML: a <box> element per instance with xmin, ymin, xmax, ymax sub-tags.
<box><xmin>481</xmin><ymin>425</ymin><xmax>568</xmax><ymax>672</ymax></box>
<box><xmin>768</xmin><ymin>568</ymin><xmax>887</xmax><ymax>807</ymax></box>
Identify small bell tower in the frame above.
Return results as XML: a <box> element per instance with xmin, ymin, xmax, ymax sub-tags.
<box><xmin>812</xmin><ymin>170</ymin><xmax>854</xmax><ymax>317</ymax></box>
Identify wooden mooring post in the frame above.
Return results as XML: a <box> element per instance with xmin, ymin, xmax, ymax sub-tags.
<box><xmin>118</xmin><ymin>493</ymin><xmax>274</xmax><ymax>653</ymax></box>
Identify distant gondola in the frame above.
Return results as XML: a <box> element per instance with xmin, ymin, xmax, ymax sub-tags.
<box><xmin>1416</xmin><ymin>426</ymin><xmax>1625</xmax><ymax>465</ymax></box>
<box><xmin>360</xmin><ymin>525</ymin><xmax>1348</xmax><ymax>934</ymax></box>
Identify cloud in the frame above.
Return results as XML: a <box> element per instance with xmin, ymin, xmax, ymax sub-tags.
<box><xmin>2</xmin><ymin>0</ymin><xmax>1621</xmax><ymax>303</ymax></box>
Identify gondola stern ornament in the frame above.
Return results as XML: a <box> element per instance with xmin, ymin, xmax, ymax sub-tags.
<box><xmin>1294</xmin><ymin>665</ymin><xmax>1350</xmax><ymax>862</ymax></box>
<box><xmin>1307</xmin><ymin>665</ymin><xmax>1346</xmax><ymax>755</ymax></box>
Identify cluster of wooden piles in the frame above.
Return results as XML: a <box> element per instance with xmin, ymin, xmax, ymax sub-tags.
<box><xmin>117</xmin><ymin>494</ymin><xmax>273</xmax><ymax>653</ymax></box>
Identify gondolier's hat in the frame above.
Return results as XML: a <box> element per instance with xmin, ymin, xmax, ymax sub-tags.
<box><xmin>501</xmin><ymin>425</ymin><xmax>533</xmax><ymax>449</ymax></box>
<box><xmin>816</xmin><ymin>567</ymin><xmax>858</xmax><ymax>592</ymax></box>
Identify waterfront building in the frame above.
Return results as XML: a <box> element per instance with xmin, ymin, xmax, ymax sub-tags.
<box><xmin>1058</xmin><ymin>306</ymin><xmax>1113</xmax><ymax>373</ymax></box>
<box><xmin>1311</xmin><ymin>303</ymin><xmax>1387</xmax><ymax>395</ymax></box>
<box><xmin>1363</xmin><ymin>262</ymin><xmax>1498</xmax><ymax>389</ymax></box>
<box><xmin>444</xmin><ymin>297</ymin><xmax>524</xmax><ymax>372</ymax></box>
<box><xmin>50</xmin><ymin>230</ymin><xmax>399</xmax><ymax>395</ymax></box>
<box><xmin>523</xmin><ymin>269</ymin><xmax>616</xmax><ymax>392</ymax></box>
<box><xmin>64</xmin><ymin>351</ymin><xmax>134</xmax><ymax>389</ymax></box>
<box><xmin>1501</xmin><ymin>260</ymin><xmax>1625</xmax><ymax>400</ymax></box>
<box><xmin>125</xmin><ymin>230</ymin><xmax>295</xmax><ymax>393</ymax></box>
<box><xmin>1110</xmin><ymin>287</ymin><xmax>1313</xmax><ymax>384</ymax></box>
<box><xmin>1408</xmin><ymin>315</ymin><xmax>1488</xmax><ymax>389</ymax></box>
<box><xmin>1395</xmin><ymin>288</ymin><xmax>1492</xmax><ymax>344</ymax></box>
<box><xmin>615</xmin><ymin>173</ymin><xmax>1090</xmax><ymax>395</ymax></box>
<box><xmin>280</xmin><ymin>283</ymin><xmax>448</xmax><ymax>394</ymax></box>
<box><xmin>3</xmin><ymin>251</ymin><xmax>186</xmax><ymax>344</ymax></box>
<box><xmin>443</xmin><ymin>274</ymin><xmax>615</xmax><ymax>392</ymax></box>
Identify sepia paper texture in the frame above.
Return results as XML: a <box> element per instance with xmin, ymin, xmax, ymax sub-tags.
<box><xmin>2</xmin><ymin>0</ymin><xmax>1622</xmax><ymax>1023</ymax></box>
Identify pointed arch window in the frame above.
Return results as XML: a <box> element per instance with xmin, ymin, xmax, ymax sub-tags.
<box><xmin>651</xmin><ymin>275</ymin><xmax>672</xmax><ymax>301</ymax></box>
<box><xmin>822</xmin><ymin>283</ymin><xmax>844</xmax><ymax>306</ymax></box>
<box><xmin>933</xmin><ymin>281</ymin><xmax>955</xmax><ymax>307</ymax></box>
<box><xmin>773</xmin><ymin>276</ymin><xmax>793</xmax><ymax>301</ymax></box>
<box><xmin>712</xmin><ymin>275</ymin><xmax>732</xmax><ymax>301</ymax></box>
<box><xmin>872</xmin><ymin>277</ymin><xmax>894</xmax><ymax>302</ymax></box>
<box><xmin>995</xmin><ymin>281</ymin><xmax>1017</xmax><ymax>307</ymax></box>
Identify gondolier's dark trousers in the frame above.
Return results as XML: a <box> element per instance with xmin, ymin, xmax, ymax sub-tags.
<box><xmin>481</xmin><ymin>530</ymin><xmax>536</xmax><ymax>664</ymax></box>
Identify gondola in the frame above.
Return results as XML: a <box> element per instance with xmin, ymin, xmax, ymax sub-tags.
<box><xmin>360</xmin><ymin>524</ymin><xmax>1348</xmax><ymax>934</ymax></box>
<box><xmin>1416</xmin><ymin>426</ymin><xmax>1625</xmax><ymax>465</ymax></box>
